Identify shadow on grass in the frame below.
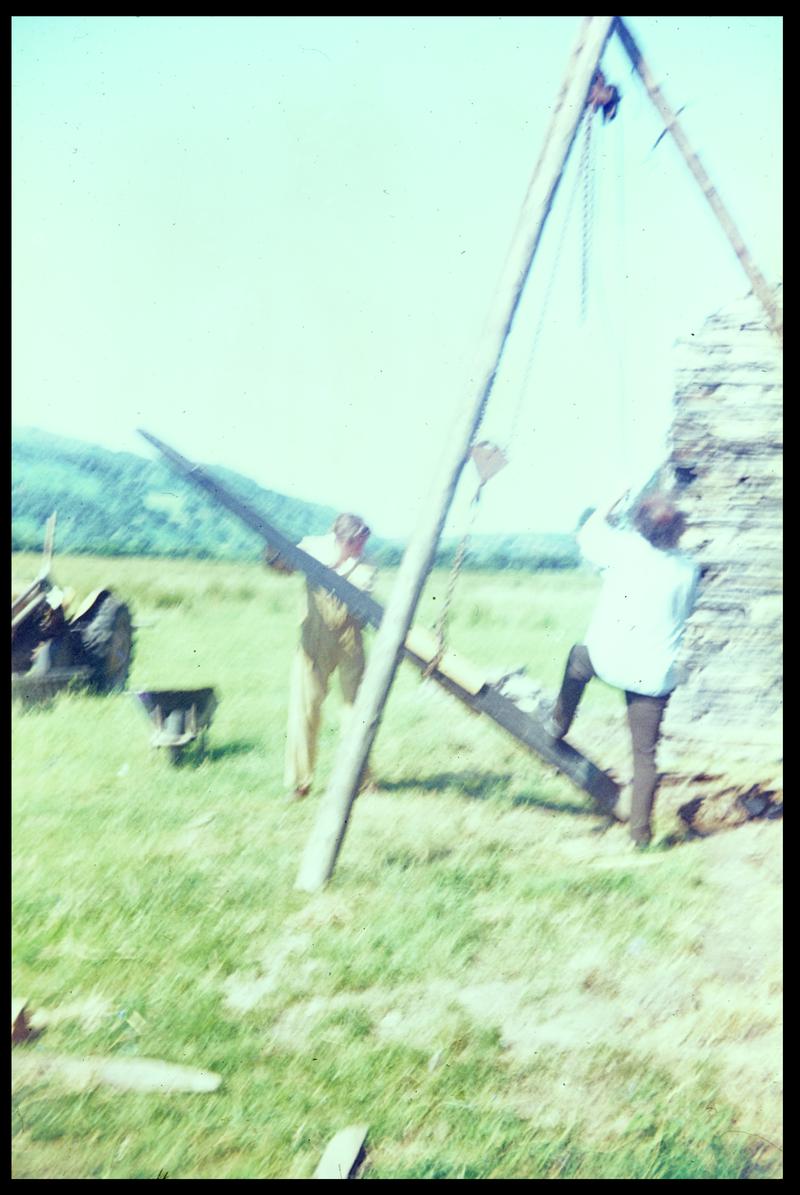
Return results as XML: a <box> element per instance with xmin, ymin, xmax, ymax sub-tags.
<box><xmin>168</xmin><ymin>738</ymin><xmax>261</xmax><ymax>768</ymax></box>
<box><xmin>380</xmin><ymin>771</ymin><xmax>513</xmax><ymax>799</ymax></box>
<box><xmin>381</xmin><ymin>772</ymin><xmax>612</xmax><ymax>819</ymax></box>
<box><xmin>510</xmin><ymin>790</ymin><xmax>598</xmax><ymax>817</ymax></box>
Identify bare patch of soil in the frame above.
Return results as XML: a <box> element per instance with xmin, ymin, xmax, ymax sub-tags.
<box><xmin>567</xmin><ymin>708</ymin><xmax>782</xmax><ymax>837</ymax></box>
<box><xmin>219</xmin><ymin>736</ymin><xmax>782</xmax><ymax>1171</ymax></box>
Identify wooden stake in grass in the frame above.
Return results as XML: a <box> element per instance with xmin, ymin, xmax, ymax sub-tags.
<box><xmin>295</xmin><ymin>16</ymin><xmax>617</xmax><ymax>894</ymax></box>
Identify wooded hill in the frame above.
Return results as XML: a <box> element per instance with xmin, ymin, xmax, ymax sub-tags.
<box><xmin>12</xmin><ymin>427</ymin><xmax>580</xmax><ymax>570</ymax></box>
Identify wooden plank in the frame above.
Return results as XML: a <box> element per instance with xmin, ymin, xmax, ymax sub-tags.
<box><xmin>295</xmin><ymin>16</ymin><xmax>618</xmax><ymax>893</ymax></box>
<box><xmin>404</xmin><ymin>624</ymin><xmax>486</xmax><ymax>696</ymax></box>
<box><xmin>470</xmin><ymin>687</ymin><xmax>618</xmax><ymax>807</ymax></box>
<box><xmin>313</xmin><ymin>1123</ymin><xmax>369</xmax><ymax>1180</ymax></box>
<box><xmin>405</xmin><ymin>657</ymin><xmax>618</xmax><ymax>807</ymax></box>
<box><xmin>11</xmin><ymin>1051</ymin><xmax>222</xmax><ymax>1094</ymax></box>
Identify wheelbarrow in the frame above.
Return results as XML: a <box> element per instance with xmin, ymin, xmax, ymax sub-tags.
<box><xmin>134</xmin><ymin>688</ymin><xmax>218</xmax><ymax>765</ymax></box>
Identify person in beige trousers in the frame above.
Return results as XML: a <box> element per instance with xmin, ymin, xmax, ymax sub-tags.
<box><xmin>264</xmin><ymin>514</ymin><xmax>376</xmax><ymax>801</ymax></box>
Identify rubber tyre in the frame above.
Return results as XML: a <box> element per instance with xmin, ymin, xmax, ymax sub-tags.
<box><xmin>78</xmin><ymin>596</ymin><xmax>134</xmax><ymax>692</ymax></box>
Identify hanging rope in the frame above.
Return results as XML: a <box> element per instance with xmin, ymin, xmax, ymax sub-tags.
<box><xmin>503</xmin><ymin>106</ymin><xmax>594</xmax><ymax>456</ymax></box>
<box><xmin>424</xmin><ymin>442</ymin><xmax>507</xmax><ymax>678</ymax></box>
<box><xmin>424</xmin><ymin>479</ymin><xmax>485</xmax><ymax>678</ymax></box>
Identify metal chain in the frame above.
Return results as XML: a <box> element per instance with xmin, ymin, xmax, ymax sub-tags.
<box><xmin>425</xmin><ymin>479</ymin><xmax>486</xmax><ymax>677</ymax></box>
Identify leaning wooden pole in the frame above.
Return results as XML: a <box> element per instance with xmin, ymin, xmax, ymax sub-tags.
<box><xmin>295</xmin><ymin>16</ymin><xmax>617</xmax><ymax>894</ymax></box>
<box><xmin>614</xmin><ymin>17</ymin><xmax>782</xmax><ymax>342</ymax></box>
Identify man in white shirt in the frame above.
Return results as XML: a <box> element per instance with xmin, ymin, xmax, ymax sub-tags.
<box><xmin>264</xmin><ymin>513</ymin><xmax>377</xmax><ymax>801</ymax></box>
<box><xmin>543</xmin><ymin>490</ymin><xmax>700</xmax><ymax>847</ymax></box>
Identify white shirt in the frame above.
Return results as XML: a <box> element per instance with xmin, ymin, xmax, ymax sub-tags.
<box><xmin>577</xmin><ymin>511</ymin><xmax>700</xmax><ymax>697</ymax></box>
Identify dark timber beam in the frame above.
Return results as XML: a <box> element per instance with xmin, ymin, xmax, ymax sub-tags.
<box><xmin>139</xmin><ymin>428</ymin><xmax>619</xmax><ymax>804</ymax></box>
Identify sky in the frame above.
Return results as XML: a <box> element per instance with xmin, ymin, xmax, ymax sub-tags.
<box><xmin>12</xmin><ymin>15</ymin><xmax>782</xmax><ymax>538</ymax></box>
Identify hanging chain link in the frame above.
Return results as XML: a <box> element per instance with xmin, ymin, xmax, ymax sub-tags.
<box><xmin>425</xmin><ymin>479</ymin><xmax>486</xmax><ymax>678</ymax></box>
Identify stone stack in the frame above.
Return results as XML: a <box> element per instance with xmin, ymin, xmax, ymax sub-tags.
<box><xmin>658</xmin><ymin>289</ymin><xmax>782</xmax><ymax>786</ymax></box>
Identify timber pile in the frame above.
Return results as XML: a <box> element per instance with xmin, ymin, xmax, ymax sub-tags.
<box><xmin>657</xmin><ymin>288</ymin><xmax>782</xmax><ymax>812</ymax></box>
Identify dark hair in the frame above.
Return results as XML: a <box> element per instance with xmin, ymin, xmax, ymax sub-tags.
<box><xmin>333</xmin><ymin>513</ymin><xmax>370</xmax><ymax>543</ymax></box>
<box><xmin>633</xmin><ymin>494</ymin><xmax>685</xmax><ymax>549</ymax></box>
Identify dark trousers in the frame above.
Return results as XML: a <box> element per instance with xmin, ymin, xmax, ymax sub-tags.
<box><xmin>553</xmin><ymin>645</ymin><xmax>669</xmax><ymax>844</ymax></box>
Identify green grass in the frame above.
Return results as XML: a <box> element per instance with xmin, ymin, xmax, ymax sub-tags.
<box><xmin>12</xmin><ymin>552</ymin><xmax>782</xmax><ymax>1178</ymax></box>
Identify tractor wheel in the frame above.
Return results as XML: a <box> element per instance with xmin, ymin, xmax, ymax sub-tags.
<box><xmin>78</xmin><ymin>596</ymin><xmax>134</xmax><ymax>692</ymax></box>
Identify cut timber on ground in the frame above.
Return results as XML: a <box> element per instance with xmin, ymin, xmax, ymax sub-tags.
<box><xmin>313</xmin><ymin>1124</ymin><xmax>369</xmax><ymax>1180</ymax></box>
<box><xmin>11</xmin><ymin>1051</ymin><xmax>222</xmax><ymax>1094</ymax></box>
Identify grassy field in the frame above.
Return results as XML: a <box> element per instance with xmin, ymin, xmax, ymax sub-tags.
<box><xmin>12</xmin><ymin>552</ymin><xmax>782</xmax><ymax>1179</ymax></box>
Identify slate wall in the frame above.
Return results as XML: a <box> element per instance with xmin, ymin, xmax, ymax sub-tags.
<box><xmin>658</xmin><ymin>290</ymin><xmax>782</xmax><ymax>780</ymax></box>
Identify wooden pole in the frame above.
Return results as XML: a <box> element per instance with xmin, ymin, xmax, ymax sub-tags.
<box><xmin>41</xmin><ymin>512</ymin><xmax>57</xmax><ymax>578</ymax></box>
<box><xmin>613</xmin><ymin>17</ymin><xmax>782</xmax><ymax>343</ymax></box>
<box><xmin>295</xmin><ymin>16</ymin><xmax>617</xmax><ymax>894</ymax></box>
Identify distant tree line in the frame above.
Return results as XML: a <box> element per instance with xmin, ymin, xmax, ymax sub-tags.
<box><xmin>12</xmin><ymin>427</ymin><xmax>580</xmax><ymax>571</ymax></box>
<box><xmin>368</xmin><ymin>533</ymin><xmax>580</xmax><ymax>571</ymax></box>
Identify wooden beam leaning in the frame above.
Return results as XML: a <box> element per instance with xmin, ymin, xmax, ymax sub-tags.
<box><xmin>414</xmin><ymin>670</ymin><xmax>620</xmax><ymax>810</ymax></box>
<box><xmin>137</xmin><ymin>429</ymin><xmax>388</xmax><ymax>625</ymax></box>
<box><xmin>137</xmin><ymin>430</ymin><xmax>619</xmax><ymax>798</ymax></box>
<box><xmin>613</xmin><ymin>17</ymin><xmax>782</xmax><ymax>343</ymax></box>
<box><xmin>295</xmin><ymin>16</ymin><xmax>617</xmax><ymax>893</ymax></box>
